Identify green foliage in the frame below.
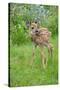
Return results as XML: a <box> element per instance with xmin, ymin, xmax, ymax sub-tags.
<box><xmin>11</xmin><ymin>22</ymin><xmax>25</xmax><ymax>45</ymax></box>
<box><xmin>9</xmin><ymin>3</ymin><xmax>58</xmax><ymax>45</ymax></box>
<box><xmin>46</xmin><ymin>6</ymin><xmax>58</xmax><ymax>36</ymax></box>
<box><xmin>10</xmin><ymin>15</ymin><xmax>29</xmax><ymax>45</ymax></box>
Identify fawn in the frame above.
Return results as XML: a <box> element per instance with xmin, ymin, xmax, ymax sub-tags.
<box><xmin>29</xmin><ymin>21</ymin><xmax>53</xmax><ymax>68</ymax></box>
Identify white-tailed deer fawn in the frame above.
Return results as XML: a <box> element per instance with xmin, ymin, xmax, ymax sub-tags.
<box><xmin>29</xmin><ymin>21</ymin><xmax>53</xmax><ymax>68</ymax></box>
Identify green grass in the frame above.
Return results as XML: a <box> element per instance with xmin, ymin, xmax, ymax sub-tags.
<box><xmin>10</xmin><ymin>36</ymin><xmax>58</xmax><ymax>87</ymax></box>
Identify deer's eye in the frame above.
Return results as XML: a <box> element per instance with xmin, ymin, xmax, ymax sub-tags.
<box><xmin>35</xmin><ymin>21</ymin><xmax>37</xmax><ymax>24</ymax></box>
<box><xmin>31</xmin><ymin>27</ymin><xmax>34</xmax><ymax>29</ymax></box>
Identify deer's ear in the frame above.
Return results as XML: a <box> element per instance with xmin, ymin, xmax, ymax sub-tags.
<box><xmin>26</xmin><ymin>21</ymin><xmax>31</xmax><ymax>28</ymax></box>
<box><xmin>29</xmin><ymin>21</ymin><xmax>31</xmax><ymax>25</ymax></box>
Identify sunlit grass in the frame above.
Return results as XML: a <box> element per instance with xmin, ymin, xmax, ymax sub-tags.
<box><xmin>10</xmin><ymin>36</ymin><xmax>58</xmax><ymax>87</ymax></box>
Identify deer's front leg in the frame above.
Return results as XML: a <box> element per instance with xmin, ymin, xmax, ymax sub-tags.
<box><xmin>40</xmin><ymin>47</ymin><xmax>47</xmax><ymax>69</ymax></box>
<box><xmin>30</xmin><ymin>44</ymin><xmax>36</xmax><ymax>65</ymax></box>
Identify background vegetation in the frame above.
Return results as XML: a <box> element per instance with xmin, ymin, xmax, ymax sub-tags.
<box><xmin>9</xmin><ymin>3</ymin><xmax>58</xmax><ymax>87</ymax></box>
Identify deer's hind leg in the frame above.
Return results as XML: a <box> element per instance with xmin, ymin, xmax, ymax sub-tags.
<box><xmin>47</xmin><ymin>42</ymin><xmax>53</xmax><ymax>58</ymax></box>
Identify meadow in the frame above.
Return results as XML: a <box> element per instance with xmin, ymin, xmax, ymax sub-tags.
<box><xmin>10</xmin><ymin>36</ymin><xmax>58</xmax><ymax>87</ymax></box>
<box><xmin>9</xmin><ymin>3</ymin><xmax>58</xmax><ymax>87</ymax></box>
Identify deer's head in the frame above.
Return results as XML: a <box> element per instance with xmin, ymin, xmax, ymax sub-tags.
<box><xmin>29</xmin><ymin>22</ymin><xmax>39</xmax><ymax>36</ymax></box>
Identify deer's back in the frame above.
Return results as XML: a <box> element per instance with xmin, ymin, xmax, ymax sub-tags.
<box><xmin>31</xmin><ymin>28</ymin><xmax>51</xmax><ymax>45</ymax></box>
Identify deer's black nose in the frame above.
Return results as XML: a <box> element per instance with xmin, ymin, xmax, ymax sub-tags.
<box><xmin>35</xmin><ymin>30</ymin><xmax>38</xmax><ymax>32</ymax></box>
